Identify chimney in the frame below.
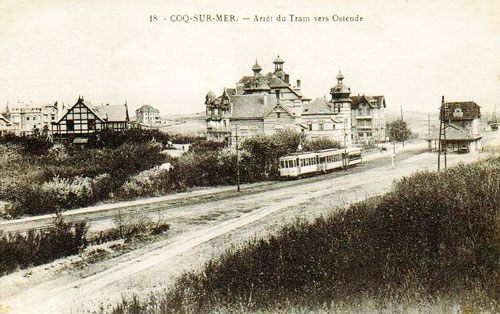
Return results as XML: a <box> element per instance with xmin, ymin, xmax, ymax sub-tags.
<box><xmin>285</xmin><ymin>74</ymin><xmax>290</xmax><ymax>84</ymax></box>
<box><xmin>296</xmin><ymin>80</ymin><xmax>301</xmax><ymax>88</ymax></box>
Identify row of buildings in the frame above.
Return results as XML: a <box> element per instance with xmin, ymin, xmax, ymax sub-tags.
<box><xmin>205</xmin><ymin>56</ymin><xmax>387</xmax><ymax>148</ymax></box>
<box><xmin>0</xmin><ymin>100</ymin><xmax>163</xmax><ymax>138</ymax></box>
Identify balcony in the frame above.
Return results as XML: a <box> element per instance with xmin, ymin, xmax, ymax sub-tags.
<box><xmin>356</xmin><ymin>125</ymin><xmax>373</xmax><ymax>130</ymax></box>
<box><xmin>356</xmin><ymin>115</ymin><xmax>372</xmax><ymax>119</ymax></box>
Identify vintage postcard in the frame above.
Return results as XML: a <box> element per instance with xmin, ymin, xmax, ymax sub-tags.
<box><xmin>0</xmin><ymin>0</ymin><xmax>499</xmax><ymax>313</ymax></box>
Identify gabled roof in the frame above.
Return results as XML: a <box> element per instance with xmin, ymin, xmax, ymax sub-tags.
<box><xmin>264</xmin><ymin>102</ymin><xmax>295</xmax><ymax>119</ymax></box>
<box><xmin>444</xmin><ymin>101</ymin><xmax>480</xmax><ymax>120</ymax></box>
<box><xmin>302</xmin><ymin>97</ymin><xmax>335</xmax><ymax>115</ymax></box>
<box><xmin>55</xmin><ymin>98</ymin><xmax>129</xmax><ymax>124</ymax></box>
<box><xmin>350</xmin><ymin>95</ymin><xmax>386</xmax><ymax>109</ymax></box>
<box><xmin>230</xmin><ymin>94</ymin><xmax>278</xmax><ymax>120</ymax></box>
<box><xmin>426</xmin><ymin>123</ymin><xmax>482</xmax><ymax>141</ymax></box>
<box><xmin>95</xmin><ymin>104</ymin><xmax>129</xmax><ymax>122</ymax></box>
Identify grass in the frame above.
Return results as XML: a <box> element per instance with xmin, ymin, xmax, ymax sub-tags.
<box><xmin>99</xmin><ymin>155</ymin><xmax>500</xmax><ymax>314</ymax></box>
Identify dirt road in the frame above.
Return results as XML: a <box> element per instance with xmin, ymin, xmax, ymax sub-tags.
<box><xmin>0</xmin><ymin>142</ymin><xmax>492</xmax><ymax>314</ymax></box>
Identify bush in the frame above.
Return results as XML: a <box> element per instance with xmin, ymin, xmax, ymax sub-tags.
<box><xmin>88</xmin><ymin>129</ymin><xmax>171</xmax><ymax>148</ymax></box>
<box><xmin>106</xmin><ymin>157</ymin><xmax>500</xmax><ymax>314</ymax></box>
<box><xmin>0</xmin><ymin>141</ymin><xmax>168</xmax><ymax>217</ymax></box>
<box><xmin>189</xmin><ymin>141</ymin><xmax>226</xmax><ymax>153</ymax></box>
<box><xmin>170</xmin><ymin>133</ymin><xmax>206</xmax><ymax>145</ymax></box>
<box><xmin>0</xmin><ymin>133</ymin><xmax>53</xmax><ymax>155</ymax></box>
<box><xmin>89</xmin><ymin>210</ymin><xmax>170</xmax><ymax>244</ymax></box>
<box><xmin>118</xmin><ymin>165</ymin><xmax>176</xmax><ymax>199</ymax></box>
<box><xmin>0</xmin><ymin>214</ymin><xmax>88</xmax><ymax>276</ymax></box>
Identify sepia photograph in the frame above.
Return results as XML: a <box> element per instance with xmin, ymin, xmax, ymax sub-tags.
<box><xmin>0</xmin><ymin>0</ymin><xmax>500</xmax><ymax>313</ymax></box>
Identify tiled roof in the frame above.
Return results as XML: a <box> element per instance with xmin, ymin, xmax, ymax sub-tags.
<box><xmin>94</xmin><ymin>104</ymin><xmax>129</xmax><ymax>122</ymax></box>
<box><xmin>444</xmin><ymin>101</ymin><xmax>480</xmax><ymax>120</ymax></box>
<box><xmin>350</xmin><ymin>95</ymin><xmax>385</xmax><ymax>109</ymax></box>
<box><xmin>302</xmin><ymin>97</ymin><xmax>334</xmax><ymax>115</ymax></box>
<box><xmin>230</xmin><ymin>94</ymin><xmax>278</xmax><ymax>119</ymax></box>
<box><xmin>426</xmin><ymin>123</ymin><xmax>482</xmax><ymax>141</ymax></box>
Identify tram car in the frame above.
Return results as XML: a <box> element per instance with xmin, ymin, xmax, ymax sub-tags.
<box><xmin>279</xmin><ymin>147</ymin><xmax>362</xmax><ymax>178</ymax></box>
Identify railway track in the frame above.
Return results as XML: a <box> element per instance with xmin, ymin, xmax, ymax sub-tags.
<box><xmin>0</xmin><ymin>147</ymin><xmax>425</xmax><ymax>235</ymax></box>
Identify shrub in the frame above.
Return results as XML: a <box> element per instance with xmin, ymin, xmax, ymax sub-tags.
<box><xmin>88</xmin><ymin>129</ymin><xmax>171</xmax><ymax>148</ymax></box>
<box><xmin>0</xmin><ymin>133</ymin><xmax>53</xmax><ymax>155</ymax></box>
<box><xmin>170</xmin><ymin>133</ymin><xmax>206</xmax><ymax>144</ymax></box>
<box><xmin>0</xmin><ymin>214</ymin><xmax>88</xmax><ymax>276</ymax></box>
<box><xmin>189</xmin><ymin>141</ymin><xmax>226</xmax><ymax>153</ymax></box>
<box><xmin>105</xmin><ymin>157</ymin><xmax>500</xmax><ymax>314</ymax></box>
<box><xmin>90</xmin><ymin>210</ymin><xmax>170</xmax><ymax>244</ymax></box>
<box><xmin>119</xmin><ymin>165</ymin><xmax>175</xmax><ymax>199</ymax></box>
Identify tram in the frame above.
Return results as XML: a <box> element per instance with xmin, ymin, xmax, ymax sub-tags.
<box><xmin>279</xmin><ymin>147</ymin><xmax>362</xmax><ymax>178</ymax></box>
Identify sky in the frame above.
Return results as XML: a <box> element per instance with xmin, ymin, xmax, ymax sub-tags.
<box><xmin>0</xmin><ymin>0</ymin><xmax>499</xmax><ymax>115</ymax></box>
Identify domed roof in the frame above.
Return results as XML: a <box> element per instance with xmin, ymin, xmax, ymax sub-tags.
<box><xmin>330</xmin><ymin>71</ymin><xmax>351</xmax><ymax>98</ymax></box>
<box><xmin>273</xmin><ymin>55</ymin><xmax>285</xmax><ymax>64</ymax></box>
<box><xmin>206</xmin><ymin>91</ymin><xmax>216</xmax><ymax>99</ymax></box>
<box><xmin>252</xmin><ymin>60</ymin><xmax>262</xmax><ymax>72</ymax></box>
<box><xmin>331</xmin><ymin>84</ymin><xmax>351</xmax><ymax>94</ymax></box>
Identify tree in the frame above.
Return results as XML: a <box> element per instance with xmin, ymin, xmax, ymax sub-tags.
<box><xmin>241</xmin><ymin>129</ymin><xmax>304</xmax><ymax>178</ymax></box>
<box><xmin>302</xmin><ymin>138</ymin><xmax>340</xmax><ymax>151</ymax></box>
<box><xmin>387</xmin><ymin>119</ymin><xmax>412</xmax><ymax>144</ymax></box>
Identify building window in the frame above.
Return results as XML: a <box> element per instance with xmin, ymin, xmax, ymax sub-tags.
<box><xmin>319</xmin><ymin>122</ymin><xmax>324</xmax><ymax>131</ymax></box>
<box><xmin>277</xmin><ymin>112</ymin><xmax>281</xmax><ymax>118</ymax></box>
<box><xmin>308</xmin><ymin>124</ymin><xmax>312</xmax><ymax>131</ymax></box>
<box><xmin>67</xmin><ymin>120</ymin><xmax>74</xmax><ymax>131</ymax></box>
<box><xmin>88</xmin><ymin>119</ymin><xmax>95</xmax><ymax>130</ymax></box>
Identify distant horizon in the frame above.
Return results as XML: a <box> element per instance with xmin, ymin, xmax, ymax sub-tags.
<box><xmin>1</xmin><ymin>0</ymin><xmax>499</xmax><ymax>115</ymax></box>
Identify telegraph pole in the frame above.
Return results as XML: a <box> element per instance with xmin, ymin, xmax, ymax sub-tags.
<box><xmin>235</xmin><ymin>125</ymin><xmax>241</xmax><ymax>192</ymax></box>
<box><xmin>438</xmin><ymin>96</ymin><xmax>448</xmax><ymax>170</ymax></box>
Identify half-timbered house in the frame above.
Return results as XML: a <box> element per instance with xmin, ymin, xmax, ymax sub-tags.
<box><xmin>52</xmin><ymin>97</ymin><xmax>129</xmax><ymax>139</ymax></box>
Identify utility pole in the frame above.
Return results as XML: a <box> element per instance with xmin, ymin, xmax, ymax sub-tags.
<box><xmin>438</xmin><ymin>96</ymin><xmax>448</xmax><ymax>170</ymax></box>
<box><xmin>235</xmin><ymin>125</ymin><xmax>241</xmax><ymax>192</ymax></box>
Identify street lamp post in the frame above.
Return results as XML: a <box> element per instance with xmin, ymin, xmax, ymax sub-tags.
<box><xmin>343</xmin><ymin>119</ymin><xmax>347</xmax><ymax>171</ymax></box>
